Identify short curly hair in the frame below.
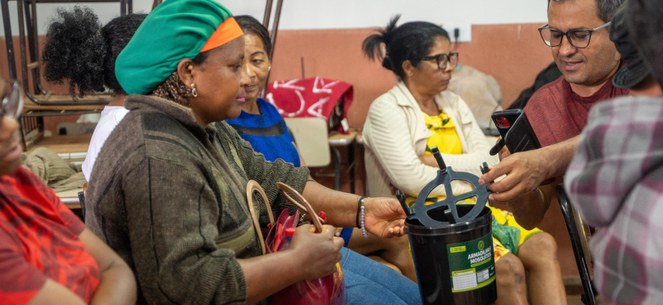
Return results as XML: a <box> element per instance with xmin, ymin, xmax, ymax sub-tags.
<box><xmin>42</xmin><ymin>6</ymin><xmax>146</xmax><ymax>96</ymax></box>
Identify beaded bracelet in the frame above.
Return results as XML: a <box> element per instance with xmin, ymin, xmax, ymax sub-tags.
<box><xmin>355</xmin><ymin>196</ymin><xmax>363</xmax><ymax>227</ymax></box>
<box><xmin>356</xmin><ymin>197</ymin><xmax>369</xmax><ymax>238</ymax></box>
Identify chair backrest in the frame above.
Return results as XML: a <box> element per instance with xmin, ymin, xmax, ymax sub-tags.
<box><xmin>78</xmin><ymin>191</ymin><xmax>86</xmax><ymax>222</ymax></box>
<box><xmin>284</xmin><ymin>117</ymin><xmax>330</xmax><ymax>168</ymax></box>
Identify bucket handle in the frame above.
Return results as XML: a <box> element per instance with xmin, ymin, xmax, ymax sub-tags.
<box><xmin>408</xmin><ymin>149</ymin><xmax>490</xmax><ymax>227</ymax></box>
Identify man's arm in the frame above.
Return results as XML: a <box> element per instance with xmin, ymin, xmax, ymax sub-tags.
<box><xmin>492</xmin><ymin>183</ymin><xmax>555</xmax><ymax>230</ymax></box>
<box><xmin>479</xmin><ymin>135</ymin><xmax>579</xmax><ymax>202</ymax></box>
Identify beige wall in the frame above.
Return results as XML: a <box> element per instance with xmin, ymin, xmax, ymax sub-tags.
<box><xmin>1</xmin><ymin>23</ymin><xmax>553</xmax><ymax>117</ymax></box>
<box><xmin>267</xmin><ymin>23</ymin><xmax>554</xmax><ymax>129</ymax></box>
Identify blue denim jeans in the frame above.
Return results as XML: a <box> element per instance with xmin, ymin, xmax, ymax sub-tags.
<box><xmin>340</xmin><ymin>247</ymin><xmax>422</xmax><ymax>305</ymax></box>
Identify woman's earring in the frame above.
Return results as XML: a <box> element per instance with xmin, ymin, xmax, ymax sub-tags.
<box><xmin>190</xmin><ymin>83</ymin><xmax>198</xmax><ymax>98</ymax></box>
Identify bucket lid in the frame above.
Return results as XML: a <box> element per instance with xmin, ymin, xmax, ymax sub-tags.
<box><xmin>401</xmin><ymin>147</ymin><xmax>490</xmax><ymax>228</ymax></box>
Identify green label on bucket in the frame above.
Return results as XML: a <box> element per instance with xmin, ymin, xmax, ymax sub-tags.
<box><xmin>447</xmin><ymin>233</ymin><xmax>495</xmax><ymax>293</ymax></box>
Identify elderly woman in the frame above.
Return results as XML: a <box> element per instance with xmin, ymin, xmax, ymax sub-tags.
<box><xmin>226</xmin><ymin>15</ymin><xmax>302</xmax><ymax>167</ymax></box>
<box><xmin>85</xmin><ymin>1</ymin><xmax>420</xmax><ymax>304</ymax></box>
<box><xmin>0</xmin><ymin>79</ymin><xmax>136</xmax><ymax>304</ymax></box>
<box><xmin>361</xmin><ymin>16</ymin><xmax>566</xmax><ymax>305</ymax></box>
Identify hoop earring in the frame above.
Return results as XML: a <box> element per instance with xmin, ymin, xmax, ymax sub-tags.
<box><xmin>190</xmin><ymin>83</ymin><xmax>198</xmax><ymax>98</ymax></box>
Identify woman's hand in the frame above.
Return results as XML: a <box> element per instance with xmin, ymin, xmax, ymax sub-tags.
<box><xmin>287</xmin><ymin>224</ymin><xmax>343</xmax><ymax>280</ymax></box>
<box><xmin>363</xmin><ymin>197</ymin><xmax>407</xmax><ymax>238</ymax></box>
<box><xmin>239</xmin><ymin>224</ymin><xmax>342</xmax><ymax>303</ymax></box>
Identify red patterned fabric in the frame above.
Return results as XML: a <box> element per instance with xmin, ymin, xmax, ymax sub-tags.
<box><xmin>265</xmin><ymin>77</ymin><xmax>353</xmax><ymax>132</ymax></box>
<box><xmin>0</xmin><ymin>167</ymin><xmax>99</xmax><ymax>305</ymax></box>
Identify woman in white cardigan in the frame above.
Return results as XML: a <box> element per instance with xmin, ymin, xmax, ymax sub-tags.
<box><xmin>361</xmin><ymin>16</ymin><xmax>567</xmax><ymax>305</ymax></box>
<box><xmin>363</xmin><ymin>82</ymin><xmax>492</xmax><ymax>198</ymax></box>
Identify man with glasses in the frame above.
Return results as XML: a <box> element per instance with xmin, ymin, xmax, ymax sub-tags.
<box><xmin>480</xmin><ymin>0</ymin><xmax>627</xmax><ymax>204</ymax></box>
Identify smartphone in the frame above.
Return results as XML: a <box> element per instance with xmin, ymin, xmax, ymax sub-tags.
<box><xmin>490</xmin><ymin>109</ymin><xmax>541</xmax><ymax>154</ymax></box>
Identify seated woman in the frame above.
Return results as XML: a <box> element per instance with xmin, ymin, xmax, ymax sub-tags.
<box><xmin>84</xmin><ymin>1</ymin><xmax>420</xmax><ymax>304</ymax></box>
<box><xmin>361</xmin><ymin>16</ymin><xmax>566</xmax><ymax>305</ymax></box>
<box><xmin>0</xmin><ymin>79</ymin><xmax>136</xmax><ymax>304</ymax></box>
<box><xmin>225</xmin><ymin>15</ymin><xmax>301</xmax><ymax>166</ymax></box>
<box><xmin>41</xmin><ymin>7</ymin><xmax>146</xmax><ymax>182</ymax></box>
<box><xmin>226</xmin><ymin>14</ymin><xmax>415</xmax><ymax>280</ymax></box>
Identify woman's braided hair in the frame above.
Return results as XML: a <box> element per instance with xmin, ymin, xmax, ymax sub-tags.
<box><xmin>151</xmin><ymin>52</ymin><xmax>208</xmax><ymax>107</ymax></box>
<box><xmin>152</xmin><ymin>73</ymin><xmax>192</xmax><ymax>107</ymax></box>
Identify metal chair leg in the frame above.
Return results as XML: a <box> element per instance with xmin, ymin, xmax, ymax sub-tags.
<box><xmin>556</xmin><ymin>185</ymin><xmax>597</xmax><ymax>305</ymax></box>
<box><xmin>331</xmin><ymin>146</ymin><xmax>341</xmax><ymax>190</ymax></box>
<box><xmin>77</xmin><ymin>191</ymin><xmax>86</xmax><ymax>221</ymax></box>
<box><xmin>347</xmin><ymin>140</ymin><xmax>355</xmax><ymax>193</ymax></box>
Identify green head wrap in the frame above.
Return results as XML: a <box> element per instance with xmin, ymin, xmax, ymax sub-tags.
<box><xmin>115</xmin><ymin>0</ymin><xmax>240</xmax><ymax>95</ymax></box>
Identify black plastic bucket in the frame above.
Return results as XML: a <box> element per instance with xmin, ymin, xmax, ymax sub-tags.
<box><xmin>407</xmin><ymin>204</ymin><xmax>497</xmax><ymax>305</ymax></box>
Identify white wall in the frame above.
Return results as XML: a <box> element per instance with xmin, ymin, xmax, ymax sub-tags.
<box><xmin>1</xmin><ymin>0</ymin><xmax>548</xmax><ymax>38</ymax></box>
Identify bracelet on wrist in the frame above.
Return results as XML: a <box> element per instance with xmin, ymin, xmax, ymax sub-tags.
<box><xmin>355</xmin><ymin>196</ymin><xmax>364</xmax><ymax>227</ymax></box>
<box><xmin>356</xmin><ymin>197</ymin><xmax>368</xmax><ymax>238</ymax></box>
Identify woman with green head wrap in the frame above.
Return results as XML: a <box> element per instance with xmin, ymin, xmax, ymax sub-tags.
<box><xmin>85</xmin><ymin>1</ymin><xmax>420</xmax><ymax>304</ymax></box>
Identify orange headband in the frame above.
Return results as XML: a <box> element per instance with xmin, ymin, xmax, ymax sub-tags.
<box><xmin>200</xmin><ymin>17</ymin><xmax>244</xmax><ymax>53</ymax></box>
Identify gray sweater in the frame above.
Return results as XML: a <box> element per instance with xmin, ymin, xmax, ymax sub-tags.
<box><xmin>85</xmin><ymin>95</ymin><xmax>309</xmax><ymax>305</ymax></box>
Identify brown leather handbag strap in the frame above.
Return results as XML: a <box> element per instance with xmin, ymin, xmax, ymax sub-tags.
<box><xmin>246</xmin><ymin>180</ymin><xmax>275</xmax><ymax>255</ymax></box>
<box><xmin>276</xmin><ymin>182</ymin><xmax>323</xmax><ymax>232</ymax></box>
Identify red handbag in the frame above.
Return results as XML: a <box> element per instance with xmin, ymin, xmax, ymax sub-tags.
<box><xmin>246</xmin><ymin>181</ymin><xmax>345</xmax><ymax>305</ymax></box>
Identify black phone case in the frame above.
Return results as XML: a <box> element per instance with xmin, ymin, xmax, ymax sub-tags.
<box><xmin>491</xmin><ymin>109</ymin><xmax>541</xmax><ymax>153</ymax></box>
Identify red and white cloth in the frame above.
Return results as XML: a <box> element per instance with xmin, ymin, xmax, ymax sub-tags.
<box><xmin>265</xmin><ymin>77</ymin><xmax>353</xmax><ymax>132</ymax></box>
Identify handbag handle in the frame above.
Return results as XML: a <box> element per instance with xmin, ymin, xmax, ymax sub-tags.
<box><xmin>246</xmin><ymin>181</ymin><xmax>325</xmax><ymax>255</ymax></box>
<box><xmin>246</xmin><ymin>180</ymin><xmax>275</xmax><ymax>254</ymax></box>
<box><xmin>276</xmin><ymin>182</ymin><xmax>324</xmax><ymax>233</ymax></box>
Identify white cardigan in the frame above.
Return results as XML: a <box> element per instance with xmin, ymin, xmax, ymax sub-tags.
<box><xmin>363</xmin><ymin>81</ymin><xmax>498</xmax><ymax>197</ymax></box>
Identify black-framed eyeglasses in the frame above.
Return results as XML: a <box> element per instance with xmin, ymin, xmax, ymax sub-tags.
<box><xmin>421</xmin><ymin>52</ymin><xmax>459</xmax><ymax>70</ymax></box>
<box><xmin>538</xmin><ymin>21</ymin><xmax>611</xmax><ymax>49</ymax></box>
<box><xmin>1</xmin><ymin>82</ymin><xmax>24</xmax><ymax>120</ymax></box>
